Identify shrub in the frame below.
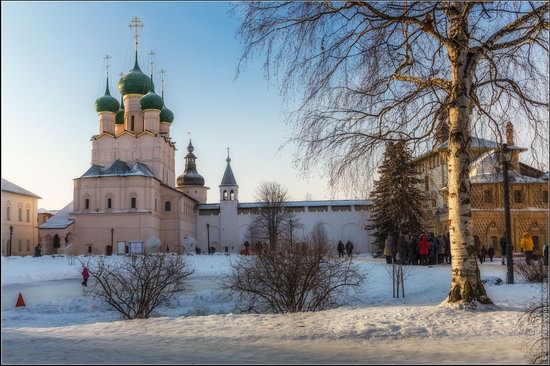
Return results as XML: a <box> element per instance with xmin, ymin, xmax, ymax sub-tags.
<box><xmin>81</xmin><ymin>254</ymin><xmax>193</xmax><ymax>319</ymax></box>
<box><xmin>225</xmin><ymin>240</ymin><xmax>365</xmax><ymax>313</ymax></box>
<box><xmin>514</xmin><ymin>259</ymin><xmax>548</xmax><ymax>283</ymax></box>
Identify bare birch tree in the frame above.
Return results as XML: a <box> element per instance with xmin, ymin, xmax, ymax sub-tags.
<box><xmin>251</xmin><ymin>181</ymin><xmax>295</xmax><ymax>251</ymax></box>
<box><xmin>235</xmin><ymin>1</ymin><xmax>549</xmax><ymax>305</ymax></box>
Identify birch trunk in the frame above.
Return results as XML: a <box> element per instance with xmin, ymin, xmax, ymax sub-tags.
<box><xmin>446</xmin><ymin>3</ymin><xmax>491</xmax><ymax>305</ymax></box>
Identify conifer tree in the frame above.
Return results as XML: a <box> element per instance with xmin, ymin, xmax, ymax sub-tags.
<box><xmin>369</xmin><ymin>141</ymin><xmax>425</xmax><ymax>253</ymax></box>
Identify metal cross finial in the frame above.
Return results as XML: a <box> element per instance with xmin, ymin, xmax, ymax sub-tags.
<box><xmin>147</xmin><ymin>50</ymin><xmax>156</xmax><ymax>76</ymax></box>
<box><xmin>129</xmin><ymin>17</ymin><xmax>144</xmax><ymax>51</ymax></box>
<box><xmin>103</xmin><ymin>54</ymin><xmax>112</xmax><ymax>78</ymax></box>
<box><xmin>227</xmin><ymin>147</ymin><xmax>230</xmax><ymax>158</ymax></box>
<box><xmin>160</xmin><ymin>69</ymin><xmax>166</xmax><ymax>97</ymax></box>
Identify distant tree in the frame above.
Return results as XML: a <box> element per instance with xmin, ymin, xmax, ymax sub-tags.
<box><xmin>251</xmin><ymin>181</ymin><xmax>295</xmax><ymax>251</ymax></box>
<box><xmin>368</xmin><ymin>140</ymin><xmax>426</xmax><ymax>252</ymax></box>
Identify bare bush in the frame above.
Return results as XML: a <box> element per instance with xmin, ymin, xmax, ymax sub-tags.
<box><xmin>225</xmin><ymin>239</ymin><xmax>365</xmax><ymax>314</ymax></box>
<box><xmin>520</xmin><ymin>295</ymin><xmax>549</xmax><ymax>364</ymax></box>
<box><xmin>81</xmin><ymin>254</ymin><xmax>193</xmax><ymax>319</ymax></box>
<box><xmin>515</xmin><ymin>259</ymin><xmax>548</xmax><ymax>283</ymax></box>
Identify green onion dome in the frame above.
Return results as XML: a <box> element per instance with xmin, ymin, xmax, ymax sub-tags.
<box><xmin>95</xmin><ymin>81</ymin><xmax>120</xmax><ymax>113</ymax></box>
<box><xmin>140</xmin><ymin>75</ymin><xmax>164</xmax><ymax>111</ymax></box>
<box><xmin>118</xmin><ymin>52</ymin><xmax>152</xmax><ymax>96</ymax></box>
<box><xmin>115</xmin><ymin>96</ymin><xmax>124</xmax><ymax>124</ymax></box>
<box><xmin>159</xmin><ymin>106</ymin><xmax>174</xmax><ymax>123</ymax></box>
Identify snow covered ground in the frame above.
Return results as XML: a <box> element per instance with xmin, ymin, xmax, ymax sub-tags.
<box><xmin>1</xmin><ymin>254</ymin><xmax>543</xmax><ymax>364</ymax></box>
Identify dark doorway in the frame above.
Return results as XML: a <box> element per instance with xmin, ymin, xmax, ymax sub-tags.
<box><xmin>105</xmin><ymin>245</ymin><xmax>113</xmax><ymax>256</ymax></box>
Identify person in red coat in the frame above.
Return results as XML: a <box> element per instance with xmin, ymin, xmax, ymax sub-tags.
<box><xmin>81</xmin><ymin>266</ymin><xmax>90</xmax><ymax>287</ymax></box>
<box><xmin>417</xmin><ymin>234</ymin><xmax>430</xmax><ymax>265</ymax></box>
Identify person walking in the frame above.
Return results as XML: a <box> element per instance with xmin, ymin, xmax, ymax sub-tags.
<box><xmin>500</xmin><ymin>234</ymin><xmax>507</xmax><ymax>266</ymax></box>
<box><xmin>345</xmin><ymin>241</ymin><xmax>354</xmax><ymax>258</ymax></box>
<box><xmin>487</xmin><ymin>245</ymin><xmax>495</xmax><ymax>262</ymax></box>
<box><xmin>444</xmin><ymin>232</ymin><xmax>451</xmax><ymax>264</ymax></box>
<box><xmin>396</xmin><ymin>234</ymin><xmax>408</xmax><ymax>265</ymax></box>
<box><xmin>337</xmin><ymin>241</ymin><xmax>345</xmax><ymax>258</ymax></box>
<box><xmin>418</xmin><ymin>234</ymin><xmax>430</xmax><ymax>265</ymax></box>
<box><xmin>384</xmin><ymin>234</ymin><xmax>394</xmax><ymax>264</ymax></box>
<box><xmin>480</xmin><ymin>245</ymin><xmax>487</xmax><ymax>264</ymax></box>
<box><xmin>474</xmin><ymin>236</ymin><xmax>482</xmax><ymax>263</ymax></box>
<box><xmin>81</xmin><ymin>266</ymin><xmax>90</xmax><ymax>287</ymax></box>
<box><xmin>520</xmin><ymin>232</ymin><xmax>535</xmax><ymax>265</ymax></box>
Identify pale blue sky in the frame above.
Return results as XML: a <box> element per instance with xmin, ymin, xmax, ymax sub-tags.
<box><xmin>1</xmin><ymin>1</ymin><xmax>352</xmax><ymax>209</ymax></box>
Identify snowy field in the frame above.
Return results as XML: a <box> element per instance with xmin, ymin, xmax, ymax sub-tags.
<box><xmin>1</xmin><ymin>254</ymin><xmax>543</xmax><ymax>364</ymax></box>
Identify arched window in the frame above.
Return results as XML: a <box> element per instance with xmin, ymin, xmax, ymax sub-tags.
<box><xmin>131</xmin><ymin>197</ymin><xmax>137</xmax><ymax>209</ymax></box>
<box><xmin>230</xmin><ymin>190</ymin><xmax>235</xmax><ymax>200</ymax></box>
<box><xmin>18</xmin><ymin>240</ymin><xmax>22</xmax><ymax>252</ymax></box>
<box><xmin>107</xmin><ymin>198</ymin><xmax>112</xmax><ymax>209</ymax></box>
<box><xmin>18</xmin><ymin>208</ymin><xmax>22</xmax><ymax>221</ymax></box>
<box><xmin>26</xmin><ymin>240</ymin><xmax>30</xmax><ymax>251</ymax></box>
<box><xmin>85</xmin><ymin>198</ymin><xmax>90</xmax><ymax>210</ymax></box>
<box><xmin>223</xmin><ymin>190</ymin><xmax>228</xmax><ymax>200</ymax></box>
<box><xmin>6</xmin><ymin>207</ymin><xmax>10</xmax><ymax>221</ymax></box>
<box><xmin>26</xmin><ymin>209</ymin><xmax>30</xmax><ymax>222</ymax></box>
<box><xmin>165</xmin><ymin>201</ymin><xmax>171</xmax><ymax>211</ymax></box>
<box><xmin>131</xmin><ymin>115</ymin><xmax>135</xmax><ymax>131</ymax></box>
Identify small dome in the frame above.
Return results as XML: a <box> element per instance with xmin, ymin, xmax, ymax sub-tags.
<box><xmin>95</xmin><ymin>82</ymin><xmax>119</xmax><ymax>113</ymax></box>
<box><xmin>177</xmin><ymin>171</ymin><xmax>205</xmax><ymax>186</ymax></box>
<box><xmin>115</xmin><ymin>99</ymin><xmax>124</xmax><ymax>124</ymax></box>
<box><xmin>140</xmin><ymin>90</ymin><xmax>164</xmax><ymax>111</ymax></box>
<box><xmin>160</xmin><ymin>106</ymin><xmax>174</xmax><ymax>123</ymax></box>
<box><xmin>118</xmin><ymin>53</ymin><xmax>152</xmax><ymax>96</ymax></box>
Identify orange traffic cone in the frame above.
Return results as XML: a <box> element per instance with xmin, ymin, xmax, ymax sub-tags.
<box><xmin>15</xmin><ymin>292</ymin><xmax>25</xmax><ymax>307</ymax></box>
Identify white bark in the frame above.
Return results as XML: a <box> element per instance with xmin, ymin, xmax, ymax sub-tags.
<box><xmin>446</xmin><ymin>2</ymin><xmax>490</xmax><ymax>305</ymax></box>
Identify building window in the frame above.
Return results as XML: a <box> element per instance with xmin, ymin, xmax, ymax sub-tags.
<box><xmin>131</xmin><ymin>115</ymin><xmax>135</xmax><ymax>131</ymax></box>
<box><xmin>26</xmin><ymin>209</ymin><xmax>30</xmax><ymax>222</ymax></box>
<box><xmin>18</xmin><ymin>239</ymin><xmax>22</xmax><ymax>252</ymax></box>
<box><xmin>88</xmin><ymin>246</ymin><xmax>92</xmax><ymax>254</ymax></box>
<box><xmin>107</xmin><ymin>198</ymin><xmax>112</xmax><ymax>209</ymax></box>
<box><xmin>165</xmin><ymin>201</ymin><xmax>171</xmax><ymax>211</ymax></box>
<box><xmin>543</xmin><ymin>191</ymin><xmax>548</xmax><ymax>204</ymax></box>
<box><xmin>26</xmin><ymin>240</ymin><xmax>30</xmax><ymax>251</ymax></box>
<box><xmin>513</xmin><ymin>190</ymin><xmax>522</xmax><ymax>203</ymax></box>
<box><xmin>483</xmin><ymin>189</ymin><xmax>493</xmax><ymax>204</ymax></box>
<box><xmin>85</xmin><ymin>199</ymin><xmax>90</xmax><ymax>210</ymax></box>
<box><xmin>155</xmin><ymin>198</ymin><xmax>157</xmax><ymax>211</ymax></box>
<box><xmin>18</xmin><ymin>208</ymin><xmax>22</xmax><ymax>221</ymax></box>
<box><xmin>131</xmin><ymin>197</ymin><xmax>136</xmax><ymax>209</ymax></box>
<box><xmin>230</xmin><ymin>190</ymin><xmax>235</xmax><ymax>200</ymax></box>
<box><xmin>223</xmin><ymin>190</ymin><xmax>228</xmax><ymax>200</ymax></box>
<box><xmin>6</xmin><ymin>207</ymin><xmax>10</xmax><ymax>221</ymax></box>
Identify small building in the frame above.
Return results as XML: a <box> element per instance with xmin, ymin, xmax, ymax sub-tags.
<box><xmin>1</xmin><ymin>178</ymin><xmax>42</xmax><ymax>256</ymax></box>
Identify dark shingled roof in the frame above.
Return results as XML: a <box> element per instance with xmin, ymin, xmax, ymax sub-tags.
<box><xmin>220</xmin><ymin>161</ymin><xmax>237</xmax><ymax>186</ymax></box>
<box><xmin>80</xmin><ymin>161</ymin><xmax>154</xmax><ymax>178</ymax></box>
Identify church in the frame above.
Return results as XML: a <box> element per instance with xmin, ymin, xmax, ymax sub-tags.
<box><xmin>38</xmin><ymin>18</ymin><xmax>374</xmax><ymax>256</ymax></box>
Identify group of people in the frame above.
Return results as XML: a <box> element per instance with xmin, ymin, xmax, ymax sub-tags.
<box><xmin>336</xmin><ymin>241</ymin><xmax>354</xmax><ymax>258</ymax></box>
<box><xmin>383</xmin><ymin>232</ymin><xmax>451</xmax><ymax>266</ymax></box>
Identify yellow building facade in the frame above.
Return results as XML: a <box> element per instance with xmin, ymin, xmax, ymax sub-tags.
<box><xmin>412</xmin><ymin>125</ymin><xmax>548</xmax><ymax>255</ymax></box>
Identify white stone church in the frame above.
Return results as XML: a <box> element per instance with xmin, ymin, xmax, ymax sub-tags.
<box><xmin>38</xmin><ymin>20</ymin><xmax>374</xmax><ymax>256</ymax></box>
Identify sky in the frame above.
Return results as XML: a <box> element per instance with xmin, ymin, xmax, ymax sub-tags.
<box><xmin>1</xmin><ymin>1</ymin><xmax>356</xmax><ymax>209</ymax></box>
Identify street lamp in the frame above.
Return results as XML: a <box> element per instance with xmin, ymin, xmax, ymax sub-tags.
<box><xmin>206</xmin><ymin>223</ymin><xmax>211</xmax><ymax>255</ymax></box>
<box><xmin>500</xmin><ymin>143</ymin><xmax>514</xmax><ymax>284</ymax></box>
<box><xmin>8</xmin><ymin>225</ymin><xmax>14</xmax><ymax>256</ymax></box>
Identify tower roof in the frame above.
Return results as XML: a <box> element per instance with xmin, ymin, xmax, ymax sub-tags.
<box><xmin>95</xmin><ymin>79</ymin><xmax>120</xmax><ymax>113</ymax></box>
<box><xmin>177</xmin><ymin>139</ymin><xmax>205</xmax><ymax>186</ymax></box>
<box><xmin>220</xmin><ymin>150</ymin><xmax>237</xmax><ymax>186</ymax></box>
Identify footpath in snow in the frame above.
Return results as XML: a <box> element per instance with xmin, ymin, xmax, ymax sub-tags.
<box><xmin>1</xmin><ymin>254</ymin><xmax>542</xmax><ymax>364</ymax></box>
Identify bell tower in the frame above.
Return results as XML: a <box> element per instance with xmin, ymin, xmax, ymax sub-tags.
<box><xmin>219</xmin><ymin>148</ymin><xmax>239</xmax><ymax>251</ymax></box>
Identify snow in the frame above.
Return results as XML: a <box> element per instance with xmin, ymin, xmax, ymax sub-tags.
<box><xmin>1</xmin><ymin>255</ymin><xmax>543</xmax><ymax>364</ymax></box>
<box><xmin>38</xmin><ymin>202</ymin><xmax>74</xmax><ymax>229</ymax></box>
